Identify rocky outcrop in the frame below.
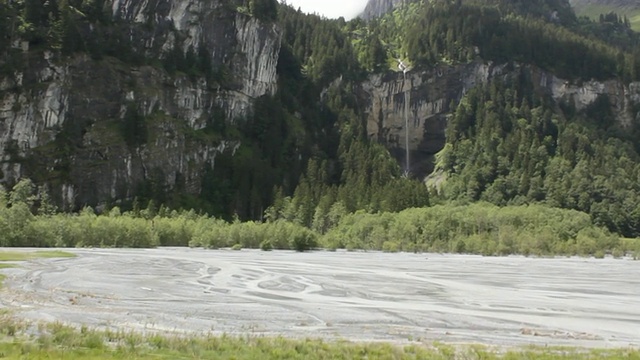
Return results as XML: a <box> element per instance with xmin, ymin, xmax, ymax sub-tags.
<box><xmin>108</xmin><ymin>0</ymin><xmax>280</xmax><ymax>119</ymax></box>
<box><xmin>360</xmin><ymin>0</ymin><xmax>414</xmax><ymax>20</ymax></box>
<box><xmin>359</xmin><ymin>61</ymin><xmax>640</xmax><ymax>178</ymax></box>
<box><xmin>0</xmin><ymin>0</ymin><xmax>280</xmax><ymax>209</ymax></box>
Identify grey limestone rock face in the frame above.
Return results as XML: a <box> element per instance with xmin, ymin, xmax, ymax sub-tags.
<box><xmin>0</xmin><ymin>0</ymin><xmax>280</xmax><ymax>209</ymax></box>
<box><xmin>360</xmin><ymin>0</ymin><xmax>413</xmax><ymax>20</ymax></box>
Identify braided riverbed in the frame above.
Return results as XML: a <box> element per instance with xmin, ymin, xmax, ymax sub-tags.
<box><xmin>1</xmin><ymin>248</ymin><xmax>638</xmax><ymax>348</ymax></box>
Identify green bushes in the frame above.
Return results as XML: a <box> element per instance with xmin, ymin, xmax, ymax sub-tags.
<box><xmin>260</xmin><ymin>239</ymin><xmax>273</xmax><ymax>251</ymax></box>
<box><xmin>190</xmin><ymin>220</ymin><xmax>317</xmax><ymax>252</ymax></box>
<box><xmin>382</xmin><ymin>241</ymin><xmax>400</xmax><ymax>253</ymax></box>
<box><xmin>231</xmin><ymin>243</ymin><xmax>243</xmax><ymax>251</ymax></box>
<box><xmin>321</xmin><ymin>203</ymin><xmax>622</xmax><ymax>256</ymax></box>
<box><xmin>0</xmin><ymin>199</ymin><xmax>621</xmax><ymax>256</ymax></box>
<box><xmin>153</xmin><ymin>215</ymin><xmax>197</xmax><ymax>247</ymax></box>
<box><xmin>0</xmin><ymin>207</ymin><xmax>159</xmax><ymax>248</ymax></box>
<box><xmin>0</xmin><ymin>203</ymin><xmax>318</xmax><ymax>251</ymax></box>
<box><xmin>0</xmin><ymin>180</ymin><xmax>628</xmax><ymax>256</ymax></box>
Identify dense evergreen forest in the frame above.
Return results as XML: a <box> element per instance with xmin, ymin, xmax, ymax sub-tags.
<box><xmin>2</xmin><ymin>0</ymin><xmax>640</xmax><ymax>254</ymax></box>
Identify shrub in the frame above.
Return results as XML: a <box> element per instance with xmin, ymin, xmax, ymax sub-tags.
<box><xmin>154</xmin><ymin>216</ymin><xmax>194</xmax><ymax>247</ymax></box>
<box><xmin>611</xmin><ymin>248</ymin><xmax>624</xmax><ymax>259</ymax></box>
<box><xmin>190</xmin><ymin>218</ymin><xmax>229</xmax><ymax>249</ymax></box>
<box><xmin>576</xmin><ymin>229</ymin><xmax>598</xmax><ymax>256</ymax></box>
<box><xmin>382</xmin><ymin>241</ymin><xmax>400</xmax><ymax>253</ymax></box>
<box><xmin>322</xmin><ymin>203</ymin><xmax>618</xmax><ymax>256</ymax></box>
<box><xmin>453</xmin><ymin>239</ymin><xmax>466</xmax><ymax>254</ymax></box>
<box><xmin>290</xmin><ymin>228</ymin><xmax>317</xmax><ymax>252</ymax></box>
<box><xmin>260</xmin><ymin>240</ymin><xmax>273</xmax><ymax>251</ymax></box>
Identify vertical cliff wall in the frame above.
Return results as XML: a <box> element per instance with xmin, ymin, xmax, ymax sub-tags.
<box><xmin>360</xmin><ymin>0</ymin><xmax>414</xmax><ymax>20</ymax></box>
<box><xmin>358</xmin><ymin>61</ymin><xmax>640</xmax><ymax>178</ymax></box>
<box><xmin>0</xmin><ymin>0</ymin><xmax>280</xmax><ymax>209</ymax></box>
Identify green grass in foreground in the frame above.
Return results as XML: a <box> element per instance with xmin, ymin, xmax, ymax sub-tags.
<box><xmin>0</xmin><ymin>250</ymin><xmax>76</xmax><ymax>262</ymax></box>
<box><xmin>0</xmin><ymin>321</ymin><xmax>638</xmax><ymax>360</ymax></box>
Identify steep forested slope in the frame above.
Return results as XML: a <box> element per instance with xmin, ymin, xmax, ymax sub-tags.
<box><xmin>570</xmin><ymin>0</ymin><xmax>640</xmax><ymax>31</ymax></box>
<box><xmin>354</xmin><ymin>0</ymin><xmax>640</xmax><ymax>237</ymax></box>
<box><xmin>440</xmin><ymin>78</ymin><xmax>640</xmax><ymax>236</ymax></box>
<box><xmin>276</xmin><ymin>0</ymin><xmax>640</xmax><ymax>237</ymax></box>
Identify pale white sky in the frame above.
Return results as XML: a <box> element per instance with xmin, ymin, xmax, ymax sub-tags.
<box><xmin>279</xmin><ymin>0</ymin><xmax>369</xmax><ymax>19</ymax></box>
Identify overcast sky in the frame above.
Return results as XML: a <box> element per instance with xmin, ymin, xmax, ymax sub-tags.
<box><xmin>279</xmin><ymin>0</ymin><xmax>369</xmax><ymax>19</ymax></box>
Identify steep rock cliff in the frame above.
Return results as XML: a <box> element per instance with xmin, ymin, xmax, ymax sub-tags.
<box><xmin>0</xmin><ymin>0</ymin><xmax>280</xmax><ymax>210</ymax></box>
<box><xmin>360</xmin><ymin>0</ymin><xmax>413</xmax><ymax>20</ymax></box>
<box><xmin>359</xmin><ymin>61</ymin><xmax>640</xmax><ymax>178</ymax></box>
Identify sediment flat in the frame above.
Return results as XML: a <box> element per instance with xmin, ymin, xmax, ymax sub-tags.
<box><xmin>1</xmin><ymin>248</ymin><xmax>638</xmax><ymax>348</ymax></box>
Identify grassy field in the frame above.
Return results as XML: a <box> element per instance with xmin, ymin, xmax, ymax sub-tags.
<box><xmin>0</xmin><ymin>250</ymin><xmax>76</xmax><ymax>262</ymax></box>
<box><xmin>574</xmin><ymin>4</ymin><xmax>640</xmax><ymax>31</ymax></box>
<box><xmin>0</xmin><ymin>250</ymin><xmax>75</xmax><ymax>287</ymax></box>
<box><xmin>0</xmin><ymin>320</ymin><xmax>638</xmax><ymax>360</ymax></box>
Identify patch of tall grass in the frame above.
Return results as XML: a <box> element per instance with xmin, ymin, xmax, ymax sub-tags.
<box><xmin>0</xmin><ymin>320</ymin><xmax>638</xmax><ymax>360</ymax></box>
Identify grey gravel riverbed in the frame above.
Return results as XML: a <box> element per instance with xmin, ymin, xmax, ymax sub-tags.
<box><xmin>1</xmin><ymin>248</ymin><xmax>639</xmax><ymax>348</ymax></box>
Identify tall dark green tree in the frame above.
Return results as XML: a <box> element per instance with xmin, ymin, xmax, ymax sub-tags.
<box><xmin>249</xmin><ymin>0</ymin><xmax>278</xmax><ymax>22</ymax></box>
